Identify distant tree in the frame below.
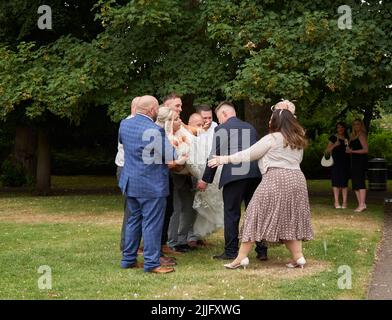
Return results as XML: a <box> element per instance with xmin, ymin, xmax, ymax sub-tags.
<box><xmin>0</xmin><ymin>0</ymin><xmax>103</xmax><ymax>194</ymax></box>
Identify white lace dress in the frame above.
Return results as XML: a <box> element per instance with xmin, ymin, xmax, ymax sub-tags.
<box><xmin>172</xmin><ymin>127</ymin><xmax>224</xmax><ymax>238</ymax></box>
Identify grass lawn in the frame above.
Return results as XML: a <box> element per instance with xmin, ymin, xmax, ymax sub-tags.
<box><xmin>0</xmin><ymin>177</ymin><xmax>388</xmax><ymax>300</ymax></box>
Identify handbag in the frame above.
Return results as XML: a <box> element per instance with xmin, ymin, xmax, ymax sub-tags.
<box><xmin>321</xmin><ymin>152</ymin><xmax>334</xmax><ymax>167</ymax></box>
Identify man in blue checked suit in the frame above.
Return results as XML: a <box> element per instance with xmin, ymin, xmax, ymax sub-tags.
<box><xmin>119</xmin><ymin>95</ymin><xmax>177</xmax><ymax>274</ymax></box>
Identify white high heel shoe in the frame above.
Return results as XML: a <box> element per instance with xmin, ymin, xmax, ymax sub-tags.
<box><xmin>286</xmin><ymin>257</ymin><xmax>306</xmax><ymax>269</ymax></box>
<box><xmin>224</xmin><ymin>257</ymin><xmax>249</xmax><ymax>270</ymax></box>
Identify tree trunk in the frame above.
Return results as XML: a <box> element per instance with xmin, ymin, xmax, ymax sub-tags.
<box><xmin>36</xmin><ymin>127</ymin><xmax>51</xmax><ymax>195</ymax></box>
<box><xmin>244</xmin><ymin>99</ymin><xmax>271</xmax><ymax>138</ymax></box>
<box><xmin>14</xmin><ymin>126</ymin><xmax>37</xmax><ymax>177</ymax></box>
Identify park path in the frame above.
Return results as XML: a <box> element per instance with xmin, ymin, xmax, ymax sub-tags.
<box><xmin>367</xmin><ymin>199</ymin><xmax>392</xmax><ymax>300</ymax></box>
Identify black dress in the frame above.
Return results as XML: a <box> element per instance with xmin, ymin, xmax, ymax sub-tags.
<box><xmin>349</xmin><ymin>137</ymin><xmax>367</xmax><ymax>190</ymax></box>
<box><xmin>329</xmin><ymin>135</ymin><xmax>350</xmax><ymax>188</ymax></box>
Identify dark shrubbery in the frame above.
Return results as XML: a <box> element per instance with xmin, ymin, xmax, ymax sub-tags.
<box><xmin>0</xmin><ymin>159</ymin><xmax>32</xmax><ymax>187</ymax></box>
<box><xmin>301</xmin><ymin>133</ymin><xmax>331</xmax><ymax>179</ymax></box>
<box><xmin>51</xmin><ymin>148</ymin><xmax>115</xmax><ymax>175</ymax></box>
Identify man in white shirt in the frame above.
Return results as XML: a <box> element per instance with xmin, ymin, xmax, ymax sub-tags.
<box><xmin>196</xmin><ymin>104</ymin><xmax>218</xmax><ymax>155</ymax></box>
<box><xmin>116</xmin><ymin>96</ymin><xmax>139</xmax><ymax>252</ymax></box>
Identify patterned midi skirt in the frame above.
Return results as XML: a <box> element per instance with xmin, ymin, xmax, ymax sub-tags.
<box><xmin>240</xmin><ymin>168</ymin><xmax>314</xmax><ymax>244</ymax></box>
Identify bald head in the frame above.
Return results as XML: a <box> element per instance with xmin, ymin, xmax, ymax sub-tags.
<box><xmin>130</xmin><ymin>96</ymin><xmax>140</xmax><ymax>116</ymax></box>
<box><xmin>188</xmin><ymin>113</ymin><xmax>204</xmax><ymax>129</ymax></box>
<box><xmin>136</xmin><ymin>95</ymin><xmax>159</xmax><ymax>120</ymax></box>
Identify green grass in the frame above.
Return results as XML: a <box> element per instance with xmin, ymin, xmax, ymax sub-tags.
<box><xmin>0</xmin><ymin>176</ymin><xmax>386</xmax><ymax>300</ymax></box>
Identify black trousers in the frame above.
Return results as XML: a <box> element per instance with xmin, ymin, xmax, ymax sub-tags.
<box><xmin>161</xmin><ymin>174</ymin><xmax>174</xmax><ymax>245</ymax></box>
<box><xmin>222</xmin><ymin>178</ymin><xmax>267</xmax><ymax>257</ymax></box>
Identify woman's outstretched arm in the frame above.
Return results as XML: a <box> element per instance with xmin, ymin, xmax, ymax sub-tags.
<box><xmin>208</xmin><ymin>134</ymin><xmax>273</xmax><ymax>168</ymax></box>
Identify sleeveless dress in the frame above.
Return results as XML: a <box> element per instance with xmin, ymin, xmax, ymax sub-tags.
<box><xmin>328</xmin><ymin>135</ymin><xmax>350</xmax><ymax>188</ymax></box>
<box><xmin>349</xmin><ymin>137</ymin><xmax>367</xmax><ymax>190</ymax></box>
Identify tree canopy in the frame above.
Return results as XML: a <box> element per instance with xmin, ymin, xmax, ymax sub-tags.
<box><xmin>1</xmin><ymin>0</ymin><xmax>391</xmax><ymax>126</ymax></box>
<box><xmin>0</xmin><ymin>0</ymin><xmax>391</xmax><ymax>192</ymax></box>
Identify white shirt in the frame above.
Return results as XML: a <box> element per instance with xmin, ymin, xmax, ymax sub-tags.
<box><xmin>115</xmin><ymin>115</ymin><xmax>134</xmax><ymax>167</ymax></box>
<box><xmin>229</xmin><ymin>132</ymin><xmax>304</xmax><ymax>174</ymax></box>
<box><xmin>199</xmin><ymin>121</ymin><xmax>217</xmax><ymax>155</ymax></box>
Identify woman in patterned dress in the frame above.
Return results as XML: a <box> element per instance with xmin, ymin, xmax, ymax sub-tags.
<box><xmin>208</xmin><ymin>104</ymin><xmax>314</xmax><ymax>269</ymax></box>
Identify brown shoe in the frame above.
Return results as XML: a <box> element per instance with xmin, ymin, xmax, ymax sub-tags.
<box><xmin>196</xmin><ymin>239</ymin><xmax>210</xmax><ymax>247</ymax></box>
<box><xmin>131</xmin><ymin>262</ymin><xmax>144</xmax><ymax>268</ymax></box>
<box><xmin>160</xmin><ymin>256</ymin><xmax>177</xmax><ymax>266</ymax></box>
<box><xmin>161</xmin><ymin>245</ymin><xmax>181</xmax><ymax>255</ymax></box>
<box><xmin>150</xmin><ymin>266</ymin><xmax>175</xmax><ymax>274</ymax></box>
<box><xmin>187</xmin><ymin>240</ymin><xmax>198</xmax><ymax>248</ymax></box>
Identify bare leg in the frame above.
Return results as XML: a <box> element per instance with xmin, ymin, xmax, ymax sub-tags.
<box><xmin>284</xmin><ymin>240</ymin><xmax>303</xmax><ymax>261</ymax></box>
<box><xmin>359</xmin><ymin>189</ymin><xmax>367</xmax><ymax>207</ymax></box>
<box><xmin>333</xmin><ymin>187</ymin><xmax>340</xmax><ymax>207</ymax></box>
<box><xmin>231</xmin><ymin>241</ymin><xmax>254</xmax><ymax>265</ymax></box>
<box><xmin>354</xmin><ymin>190</ymin><xmax>360</xmax><ymax>208</ymax></box>
<box><xmin>342</xmin><ymin>188</ymin><xmax>348</xmax><ymax>208</ymax></box>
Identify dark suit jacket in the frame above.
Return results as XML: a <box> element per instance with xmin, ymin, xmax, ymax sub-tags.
<box><xmin>202</xmin><ymin>117</ymin><xmax>261</xmax><ymax>189</ymax></box>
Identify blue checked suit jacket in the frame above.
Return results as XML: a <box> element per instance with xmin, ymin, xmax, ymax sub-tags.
<box><xmin>118</xmin><ymin>114</ymin><xmax>176</xmax><ymax>198</ymax></box>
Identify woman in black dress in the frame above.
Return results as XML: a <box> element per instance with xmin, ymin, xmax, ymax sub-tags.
<box><xmin>347</xmin><ymin>119</ymin><xmax>368</xmax><ymax>212</ymax></box>
<box><xmin>325</xmin><ymin>122</ymin><xmax>350</xmax><ymax>209</ymax></box>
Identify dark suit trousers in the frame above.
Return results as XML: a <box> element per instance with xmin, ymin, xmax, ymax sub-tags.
<box><xmin>222</xmin><ymin>178</ymin><xmax>267</xmax><ymax>257</ymax></box>
<box><xmin>161</xmin><ymin>175</ymin><xmax>174</xmax><ymax>246</ymax></box>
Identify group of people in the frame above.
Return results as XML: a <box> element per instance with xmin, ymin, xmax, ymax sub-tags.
<box><xmin>116</xmin><ymin>94</ymin><xmax>314</xmax><ymax>274</ymax></box>
<box><xmin>325</xmin><ymin>120</ymin><xmax>369</xmax><ymax>212</ymax></box>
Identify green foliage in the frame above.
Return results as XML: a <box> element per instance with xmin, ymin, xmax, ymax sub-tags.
<box><xmin>0</xmin><ymin>0</ymin><xmax>391</xmax><ymax>128</ymax></box>
<box><xmin>368</xmin><ymin>130</ymin><xmax>392</xmax><ymax>166</ymax></box>
<box><xmin>0</xmin><ymin>159</ymin><xmax>28</xmax><ymax>187</ymax></box>
<box><xmin>302</xmin><ymin>134</ymin><xmax>330</xmax><ymax>179</ymax></box>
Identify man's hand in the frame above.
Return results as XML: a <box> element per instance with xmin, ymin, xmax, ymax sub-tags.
<box><xmin>197</xmin><ymin>180</ymin><xmax>208</xmax><ymax>192</ymax></box>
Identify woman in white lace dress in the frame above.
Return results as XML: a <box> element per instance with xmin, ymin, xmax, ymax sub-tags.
<box><xmin>156</xmin><ymin>107</ymin><xmax>224</xmax><ymax>238</ymax></box>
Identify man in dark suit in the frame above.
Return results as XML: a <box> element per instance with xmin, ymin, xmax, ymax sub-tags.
<box><xmin>197</xmin><ymin>101</ymin><xmax>268</xmax><ymax>260</ymax></box>
<box><xmin>118</xmin><ymin>95</ymin><xmax>177</xmax><ymax>274</ymax></box>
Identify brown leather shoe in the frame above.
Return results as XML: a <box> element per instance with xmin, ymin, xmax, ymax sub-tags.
<box><xmin>187</xmin><ymin>240</ymin><xmax>198</xmax><ymax>248</ymax></box>
<box><xmin>131</xmin><ymin>262</ymin><xmax>144</xmax><ymax>268</ymax></box>
<box><xmin>150</xmin><ymin>266</ymin><xmax>175</xmax><ymax>274</ymax></box>
<box><xmin>160</xmin><ymin>256</ymin><xmax>177</xmax><ymax>266</ymax></box>
<box><xmin>161</xmin><ymin>245</ymin><xmax>181</xmax><ymax>255</ymax></box>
